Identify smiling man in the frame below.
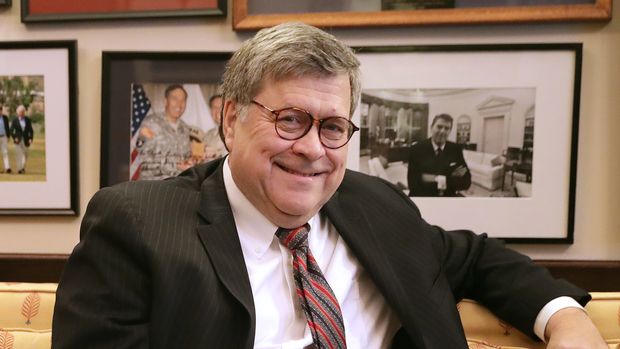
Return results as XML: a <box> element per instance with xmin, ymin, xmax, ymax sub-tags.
<box><xmin>53</xmin><ymin>23</ymin><xmax>606</xmax><ymax>349</ymax></box>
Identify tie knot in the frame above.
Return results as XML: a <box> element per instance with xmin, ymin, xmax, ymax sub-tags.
<box><xmin>276</xmin><ymin>224</ymin><xmax>310</xmax><ymax>251</ymax></box>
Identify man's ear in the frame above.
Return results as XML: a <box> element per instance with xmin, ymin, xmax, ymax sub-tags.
<box><xmin>221</xmin><ymin>100</ymin><xmax>238</xmax><ymax>151</ymax></box>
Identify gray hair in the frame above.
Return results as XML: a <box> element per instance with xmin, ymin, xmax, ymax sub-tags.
<box><xmin>221</xmin><ymin>22</ymin><xmax>361</xmax><ymax>117</ymax></box>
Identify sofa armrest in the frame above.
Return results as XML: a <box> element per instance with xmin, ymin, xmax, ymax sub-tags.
<box><xmin>0</xmin><ymin>282</ymin><xmax>57</xmax><ymax>330</ymax></box>
<box><xmin>459</xmin><ymin>293</ymin><xmax>620</xmax><ymax>349</ymax></box>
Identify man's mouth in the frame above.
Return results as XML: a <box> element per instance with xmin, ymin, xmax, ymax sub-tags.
<box><xmin>277</xmin><ymin>163</ymin><xmax>322</xmax><ymax>177</ymax></box>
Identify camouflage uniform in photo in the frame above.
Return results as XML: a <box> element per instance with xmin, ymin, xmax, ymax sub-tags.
<box><xmin>136</xmin><ymin>113</ymin><xmax>191</xmax><ymax>180</ymax></box>
<box><xmin>203</xmin><ymin>127</ymin><xmax>228</xmax><ymax>159</ymax></box>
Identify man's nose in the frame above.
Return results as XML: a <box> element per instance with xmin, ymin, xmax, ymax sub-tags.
<box><xmin>291</xmin><ymin>123</ymin><xmax>326</xmax><ymax>160</ymax></box>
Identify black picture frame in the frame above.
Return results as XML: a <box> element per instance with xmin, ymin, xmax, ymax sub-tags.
<box><xmin>100</xmin><ymin>51</ymin><xmax>232</xmax><ymax>188</ymax></box>
<box><xmin>351</xmin><ymin>43</ymin><xmax>582</xmax><ymax>243</ymax></box>
<box><xmin>0</xmin><ymin>40</ymin><xmax>79</xmax><ymax>215</ymax></box>
<box><xmin>21</xmin><ymin>0</ymin><xmax>226</xmax><ymax>23</ymax></box>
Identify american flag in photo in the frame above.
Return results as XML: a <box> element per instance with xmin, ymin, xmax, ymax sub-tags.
<box><xmin>130</xmin><ymin>84</ymin><xmax>151</xmax><ymax>181</ymax></box>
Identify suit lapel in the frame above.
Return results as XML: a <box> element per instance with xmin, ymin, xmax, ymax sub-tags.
<box><xmin>195</xmin><ymin>161</ymin><xmax>256</xmax><ymax>344</ymax></box>
<box><xmin>323</xmin><ymin>176</ymin><xmax>472</xmax><ymax>348</ymax></box>
<box><xmin>322</xmin><ymin>190</ymin><xmax>427</xmax><ymax>349</ymax></box>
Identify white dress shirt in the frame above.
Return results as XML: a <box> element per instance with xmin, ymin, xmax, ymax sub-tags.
<box><xmin>222</xmin><ymin>159</ymin><xmax>582</xmax><ymax>348</ymax></box>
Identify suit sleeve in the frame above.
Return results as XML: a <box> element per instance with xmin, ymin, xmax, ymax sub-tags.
<box><xmin>407</xmin><ymin>146</ymin><xmax>424</xmax><ymax>196</ymax></box>
<box><xmin>52</xmin><ymin>187</ymin><xmax>150</xmax><ymax>349</ymax></box>
<box><xmin>430</xmin><ymin>226</ymin><xmax>589</xmax><ymax>338</ymax></box>
<box><xmin>9</xmin><ymin>120</ymin><xmax>18</xmax><ymax>143</ymax></box>
<box><xmin>447</xmin><ymin>145</ymin><xmax>471</xmax><ymax>192</ymax></box>
<box><xmin>26</xmin><ymin>119</ymin><xmax>34</xmax><ymax>144</ymax></box>
<box><xmin>374</xmin><ymin>177</ymin><xmax>588</xmax><ymax>339</ymax></box>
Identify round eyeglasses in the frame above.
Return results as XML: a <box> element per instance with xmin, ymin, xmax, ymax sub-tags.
<box><xmin>250</xmin><ymin>100</ymin><xmax>359</xmax><ymax>149</ymax></box>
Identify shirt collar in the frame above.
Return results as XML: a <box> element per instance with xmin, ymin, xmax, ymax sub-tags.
<box><xmin>223</xmin><ymin>158</ymin><xmax>279</xmax><ymax>258</ymax></box>
<box><xmin>431</xmin><ymin>140</ymin><xmax>444</xmax><ymax>152</ymax></box>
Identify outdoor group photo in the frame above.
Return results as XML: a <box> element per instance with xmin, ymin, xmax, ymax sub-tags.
<box><xmin>0</xmin><ymin>75</ymin><xmax>45</xmax><ymax>182</ymax></box>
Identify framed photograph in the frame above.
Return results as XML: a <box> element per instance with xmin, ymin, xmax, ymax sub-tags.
<box><xmin>346</xmin><ymin>43</ymin><xmax>582</xmax><ymax>242</ymax></box>
<box><xmin>101</xmin><ymin>51</ymin><xmax>232</xmax><ymax>187</ymax></box>
<box><xmin>21</xmin><ymin>0</ymin><xmax>226</xmax><ymax>23</ymax></box>
<box><xmin>0</xmin><ymin>0</ymin><xmax>11</xmax><ymax>7</ymax></box>
<box><xmin>0</xmin><ymin>41</ymin><xmax>78</xmax><ymax>215</ymax></box>
<box><xmin>232</xmin><ymin>0</ymin><xmax>610</xmax><ymax>30</ymax></box>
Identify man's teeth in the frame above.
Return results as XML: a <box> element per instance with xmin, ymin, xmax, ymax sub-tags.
<box><xmin>281</xmin><ymin>165</ymin><xmax>316</xmax><ymax>177</ymax></box>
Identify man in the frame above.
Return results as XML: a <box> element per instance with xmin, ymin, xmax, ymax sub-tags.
<box><xmin>407</xmin><ymin>113</ymin><xmax>471</xmax><ymax>197</ymax></box>
<box><xmin>9</xmin><ymin>105</ymin><xmax>34</xmax><ymax>174</ymax></box>
<box><xmin>53</xmin><ymin>23</ymin><xmax>606</xmax><ymax>349</ymax></box>
<box><xmin>135</xmin><ymin>84</ymin><xmax>192</xmax><ymax>180</ymax></box>
<box><xmin>202</xmin><ymin>94</ymin><xmax>228</xmax><ymax>160</ymax></box>
<box><xmin>0</xmin><ymin>104</ymin><xmax>11</xmax><ymax>174</ymax></box>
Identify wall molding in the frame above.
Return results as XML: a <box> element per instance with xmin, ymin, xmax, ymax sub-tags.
<box><xmin>536</xmin><ymin>260</ymin><xmax>620</xmax><ymax>291</ymax></box>
<box><xmin>0</xmin><ymin>254</ymin><xmax>618</xmax><ymax>291</ymax></box>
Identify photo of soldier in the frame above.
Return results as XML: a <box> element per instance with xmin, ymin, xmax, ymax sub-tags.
<box><xmin>202</xmin><ymin>94</ymin><xmax>227</xmax><ymax>161</ymax></box>
<box><xmin>130</xmin><ymin>82</ymin><xmax>222</xmax><ymax>181</ymax></box>
<box><xmin>135</xmin><ymin>84</ymin><xmax>192</xmax><ymax>180</ymax></box>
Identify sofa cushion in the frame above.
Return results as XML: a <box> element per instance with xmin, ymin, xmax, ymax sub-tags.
<box><xmin>467</xmin><ymin>338</ymin><xmax>530</xmax><ymax>348</ymax></box>
<box><xmin>0</xmin><ymin>329</ymin><xmax>51</xmax><ymax>349</ymax></box>
<box><xmin>0</xmin><ymin>283</ymin><xmax>56</xmax><ymax>331</ymax></box>
<box><xmin>490</xmin><ymin>156</ymin><xmax>503</xmax><ymax>167</ymax></box>
<box><xmin>467</xmin><ymin>339</ymin><xmax>618</xmax><ymax>349</ymax></box>
<box><xmin>459</xmin><ymin>299</ymin><xmax>545</xmax><ymax>349</ymax></box>
<box><xmin>463</xmin><ymin>150</ymin><xmax>485</xmax><ymax>164</ymax></box>
<box><xmin>480</xmin><ymin>153</ymin><xmax>495</xmax><ymax>166</ymax></box>
<box><xmin>587</xmin><ymin>293</ymin><xmax>620</xmax><ymax>342</ymax></box>
<box><xmin>460</xmin><ymin>293</ymin><xmax>620</xmax><ymax>349</ymax></box>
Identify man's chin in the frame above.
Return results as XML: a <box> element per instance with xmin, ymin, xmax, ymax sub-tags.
<box><xmin>271</xmin><ymin>204</ymin><xmax>318</xmax><ymax>228</ymax></box>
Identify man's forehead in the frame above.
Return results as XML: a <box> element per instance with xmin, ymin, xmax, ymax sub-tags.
<box><xmin>434</xmin><ymin>119</ymin><xmax>452</xmax><ymax>127</ymax></box>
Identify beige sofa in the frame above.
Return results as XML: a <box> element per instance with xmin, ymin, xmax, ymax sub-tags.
<box><xmin>463</xmin><ymin>150</ymin><xmax>505</xmax><ymax>191</ymax></box>
<box><xmin>0</xmin><ymin>283</ymin><xmax>55</xmax><ymax>348</ymax></box>
<box><xmin>1</xmin><ymin>282</ymin><xmax>618</xmax><ymax>348</ymax></box>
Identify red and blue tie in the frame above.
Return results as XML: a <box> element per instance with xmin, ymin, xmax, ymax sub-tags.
<box><xmin>276</xmin><ymin>224</ymin><xmax>347</xmax><ymax>349</ymax></box>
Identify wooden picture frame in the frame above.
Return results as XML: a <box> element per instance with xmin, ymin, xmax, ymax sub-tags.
<box><xmin>348</xmin><ymin>43</ymin><xmax>582</xmax><ymax>243</ymax></box>
<box><xmin>0</xmin><ymin>40</ymin><xmax>79</xmax><ymax>215</ymax></box>
<box><xmin>233</xmin><ymin>0</ymin><xmax>611</xmax><ymax>30</ymax></box>
<box><xmin>22</xmin><ymin>0</ymin><xmax>226</xmax><ymax>23</ymax></box>
<box><xmin>100</xmin><ymin>51</ymin><xmax>232</xmax><ymax>187</ymax></box>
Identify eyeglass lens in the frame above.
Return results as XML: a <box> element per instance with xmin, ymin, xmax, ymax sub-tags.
<box><xmin>251</xmin><ymin>100</ymin><xmax>358</xmax><ymax>149</ymax></box>
<box><xmin>275</xmin><ymin>108</ymin><xmax>354</xmax><ymax>148</ymax></box>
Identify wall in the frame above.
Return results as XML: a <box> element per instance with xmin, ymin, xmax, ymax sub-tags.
<box><xmin>0</xmin><ymin>2</ymin><xmax>618</xmax><ymax>260</ymax></box>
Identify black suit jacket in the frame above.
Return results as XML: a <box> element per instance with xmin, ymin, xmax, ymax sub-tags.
<box><xmin>53</xmin><ymin>159</ymin><xmax>588</xmax><ymax>349</ymax></box>
<box><xmin>10</xmin><ymin>116</ymin><xmax>34</xmax><ymax>147</ymax></box>
<box><xmin>0</xmin><ymin>115</ymin><xmax>9</xmax><ymax>136</ymax></box>
<box><xmin>407</xmin><ymin>139</ymin><xmax>471</xmax><ymax>197</ymax></box>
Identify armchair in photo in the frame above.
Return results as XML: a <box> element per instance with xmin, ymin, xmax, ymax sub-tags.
<box><xmin>463</xmin><ymin>149</ymin><xmax>504</xmax><ymax>191</ymax></box>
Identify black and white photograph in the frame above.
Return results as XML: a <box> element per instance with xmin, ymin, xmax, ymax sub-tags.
<box><xmin>349</xmin><ymin>44</ymin><xmax>580</xmax><ymax>241</ymax></box>
<box><xmin>359</xmin><ymin>87</ymin><xmax>535</xmax><ymax>198</ymax></box>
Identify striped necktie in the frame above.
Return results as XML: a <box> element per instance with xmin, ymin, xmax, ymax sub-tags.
<box><xmin>276</xmin><ymin>224</ymin><xmax>347</xmax><ymax>349</ymax></box>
